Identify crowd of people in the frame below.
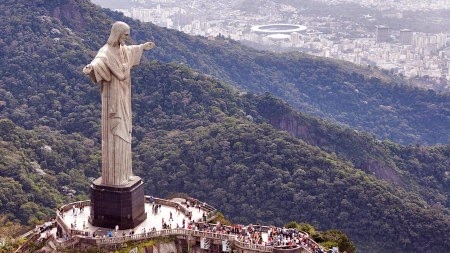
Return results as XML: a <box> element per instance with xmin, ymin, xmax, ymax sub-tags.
<box><xmin>184</xmin><ymin>222</ymin><xmax>326</xmax><ymax>253</ymax></box>
<box><xmin>58</xmin><ymin>198</ymin><xmax>328</xmax><ymax>253</ymax></box>
<box><xmin>131</xmin><ymin>198</ymin><xmax>327</xmax><ymax>252</ymax></box>
<box><xmin>265</xmin><ymin>226</ymin><xmax>325</xmax><ymax>253</ymax></box>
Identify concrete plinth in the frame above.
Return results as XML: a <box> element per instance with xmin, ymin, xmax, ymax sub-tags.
<box><xmin>89</xmin><ymin>177</ymin><xmax>147</xmax><ymax>230</ymax></box>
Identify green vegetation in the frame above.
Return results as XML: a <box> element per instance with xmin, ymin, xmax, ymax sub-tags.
<box><xmin>211</xmin><ymin>212</ymin><xmax>232</xmax><ymax>226</ymax></box>
<box><xmin>252</xmin><ymin>93</ymin><xmax>450</xmax><ymax>211</ymax></box>
<box><xmin>0</xmin><ymin>215</ymin><xmax>26</xmax><ymax>253</ymax></box>
<box><xmin>0</xmin><ymin>1</ymin><xmax>449</xmax><ymax>253</ymax></box>
<box><xmin>1</xmin><ymin>0</ymin><xmax>450</xmax><ymax>145</ymax></box>
<box><xmin>133</xmin><ymin>15</ymin><xmax>450</xmax><ymax>146</ymax></box>
<box><xmin>0</xmin><ymin>119</ymin><xmax>96</xmax><ymax>223</ymax></box>
<box><xmin>286</xmin><ymin>221</ymin><xmax>356</xmax><ymax>253</ymax></box>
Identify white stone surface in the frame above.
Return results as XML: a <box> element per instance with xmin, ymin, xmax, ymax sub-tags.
<box><xmin>58</xmin><ymin>199</ymin><xmax>206</xmax><ymax>238</ymax></box>
<box><xmin>83</xmin><ymin>21</ymin><xmax>155</xmax><ymax>186</ymax></box>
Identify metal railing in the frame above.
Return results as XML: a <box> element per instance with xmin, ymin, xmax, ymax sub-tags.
<box><xmin>51</xmin><ymin>198</ymin><xmax>324</xmax><ymax>252</ymax></box>
<box><xmin>81</xmin><ymin>228</ymin><xmax>237</xmax><ymax>246</ymax></box>
<box><xmin>14</xmin><ymin>233</ymin><xmax>40</xmax><ymax>253</ymax></box>
<box><xmin>149</xmin><ymin>196</ymin><xmax>192</xmax><ymax>217</ymax></box>
<box><xmin>53</xmin><ymin>235</ymin><xmax>79</xmax><ymax>248</ymax></box>
<box><xmin>54</xmin><ymin>227</ymin><xmax>317</xmax><ymax>253</ymax></box>
<box><xmin>148</xmin><ymin>195</ymin><xmax>218</xmax><ymax>223</ymax></box>
<box><xmin>53</xmin><ymin>224</ymin><xmax>323</xmax><ymax>253</ymax></box>
<box><xmin>234</xmin><ymin>240</ymin><xmax>274</xmax><ymax>252</ymax></box>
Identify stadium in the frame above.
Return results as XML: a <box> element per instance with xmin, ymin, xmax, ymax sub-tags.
<box><xmin>251</xmin><ymin>23</ymin><xmax>307</xmax><ymax>34</ymax></box>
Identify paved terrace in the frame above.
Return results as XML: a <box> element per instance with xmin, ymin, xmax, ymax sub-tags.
<box><xmin>19</xmin><ymin>196</ymin><xmax>325</xmax><ymax>253</ymax></box>
<box><xmin>56</xmin><ymin>196</ymin><xmax>214</xmax><ymax>238</ymax></box>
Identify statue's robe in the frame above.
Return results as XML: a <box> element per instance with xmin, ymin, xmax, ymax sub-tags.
<box><xmin>87</xmin><ymin>44</ymin><xmax>144</xmax><ymax>186</ymax></box>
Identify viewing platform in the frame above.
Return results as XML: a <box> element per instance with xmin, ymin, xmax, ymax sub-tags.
<box><xmin>55</xmin><ymin>196</ymin><xmax>215</xmax><ymax>240</ymax></box>
<box><xmin>17</xmin><ymin>196</ymin><xmax>326</xmax><ymax>253</ymax></box>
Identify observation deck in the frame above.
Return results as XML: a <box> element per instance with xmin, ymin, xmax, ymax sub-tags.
<box><xmin>18</xmin><ymin>196</ymin><xmax>325</xmax><ymax>253</ymax></box>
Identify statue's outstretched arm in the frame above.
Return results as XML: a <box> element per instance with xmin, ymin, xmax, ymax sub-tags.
<box><xmin>142</xmin><ymin>41</ymin><xmax>155</xmax><ymax>51</ymax></box>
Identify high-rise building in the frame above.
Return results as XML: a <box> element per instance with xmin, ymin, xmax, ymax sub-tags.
<box><xmin>436</xmin><ymin>33</ymin><xmax>447</xmax><ymax>49</ymax></box>
<box><xmin>376</xmin><ymin>26</ymin><xmax>391</xmax><ymax>43</ymax></box>
<box><xmin>400</xmin><ymin>29</ymin><xmax>413</xmax><ymax>45</ymax></box>
<box><xmin>290</xmin><ymin>32</ymin><xmax>300</xmax><ymax>45</ymax></box>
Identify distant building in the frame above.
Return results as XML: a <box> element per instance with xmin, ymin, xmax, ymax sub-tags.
<box><xmin>376</xmin><ymin>26</ymin><xmax>391</xmax><ymax>43</ymax></box>
<box><xmin>131</xmin><ymin>7</ymin><xmax>153</xmax><ymax>22</ymax></box>
<box><xmin>436</xmin><ymin>33</ymin><xmax>447</xmax><ymax>49</ymax></box>
<box><xmin>399</xmin><ymin>29</ymin><xmax>413</xmax><ymax>45</ymax></box>
<box><xmin>290</xmin><ymin>32</ymin><xmax>300</xmax><ymax>45</ymax></box>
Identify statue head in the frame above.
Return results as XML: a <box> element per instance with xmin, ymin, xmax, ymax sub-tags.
<box><xmin>107</xmin><ymin>21</ymin><xmax>130</xmax><ymax>46</ymax></box>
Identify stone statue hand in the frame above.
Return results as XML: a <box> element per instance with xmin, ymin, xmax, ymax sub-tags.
<box><xmin>83</xmin><ymin>64</ymin><xmax>93</xmax><ymax>75</ymax></box>
<box><xmin>143</xmin><ymin>41</ymin><xmax>155</xmax><ymax>50</ymax></box>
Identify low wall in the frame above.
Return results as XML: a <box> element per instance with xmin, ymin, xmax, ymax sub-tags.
<box><xmin>52</xmin><ymin>199</ymin><xmax>322</xmax><ymax>253</ymax></box>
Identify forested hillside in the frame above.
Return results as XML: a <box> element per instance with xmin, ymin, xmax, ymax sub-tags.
<box><xmin>0</xmin><ymin>0</ymin><xmax>449</xmax><ymax>252</ymax></box>
<box><xmin>2</xmin><ymin>0</ymin><xmax>450</xmax><ymax>145</ymax></box>
<box><xmin>126</xmin><ymin>11</ymin><xmax>450</xmax><ymax>146</ymax></box>
<box><xmin>0</xmin><ymin>119</ymin><xmax>96</xmax><ymax>224</ymax></box>
<box><xmin>253</xmin><ymin>94</ymin><xmax>450</xmax><ymax>210</ymax></box>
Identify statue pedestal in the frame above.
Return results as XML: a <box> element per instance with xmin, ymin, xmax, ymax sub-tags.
<box><xmin>89</xmin><ymin>177</ymin><xmax>147</xmax><ymax>230</ymax></box>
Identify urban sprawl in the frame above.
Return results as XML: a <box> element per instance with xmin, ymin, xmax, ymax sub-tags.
<box><xmin>105</xmin><ymin>0</ymin><xmax>450</xmax><ymax>88</ymax></box>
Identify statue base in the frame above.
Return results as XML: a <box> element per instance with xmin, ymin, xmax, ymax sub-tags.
<box><xmin>89</xmin><ymin>177</ymin><xmax>147</xmax><ymax>230</ymax></box>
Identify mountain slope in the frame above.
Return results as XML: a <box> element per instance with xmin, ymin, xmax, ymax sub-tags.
<box><xmin>252</xmin><ymin>93</ymin><xmax>449</xmax><ymax>208</ymax></box>
<box><xmin>2</xmin><ymin>0</ymin><xmax>450</xmax><ymax>145</ymax></box>
<box><xmin>130</xmin><ymin>62</ymin><xmax>450</xmax><ymax>252</ymax></box>
<box><xmin>1</xmin><ymin>59</ymin><xmax>449</xmax><ymax>252</ymax></box>
<box><xmin>0</xmin><ymin>119</ymin><xmax>96</xmax><ymax>224</ymax></box>
<box><xmin>130</xmin><ymin>14</ymin><xmax>450</xmax><ymax>145</ymax></box>
<box><xmin>0</xmin><ymin>0</ymin><xmax>449</xmax><ymax>252</ymax></box>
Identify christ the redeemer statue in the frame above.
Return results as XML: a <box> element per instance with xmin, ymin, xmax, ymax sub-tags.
<box><xmin>83</xmin><ymin>21</ymin><xmax>155</xmax><ymax>186</ymax></box>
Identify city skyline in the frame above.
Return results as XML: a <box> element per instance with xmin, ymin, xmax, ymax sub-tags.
<box><xmin>92</xmin><ymin>0</ymin><xmax>450</xmax><ymax>91</ymax></box>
